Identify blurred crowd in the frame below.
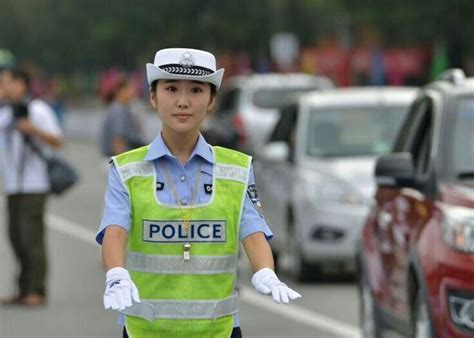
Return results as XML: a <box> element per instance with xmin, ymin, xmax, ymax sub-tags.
<box><xmin>0</xmin><ymin>33</ymin><xmax>456</xmax><ymax>109</ymax></box>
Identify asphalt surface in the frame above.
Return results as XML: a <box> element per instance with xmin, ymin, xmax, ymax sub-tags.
<box><xmin>0</xmin><ymin>109</ymin><xmax>385</xmax><ymax>337</ymax></box>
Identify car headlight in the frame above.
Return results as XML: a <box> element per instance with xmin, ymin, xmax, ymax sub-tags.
<box><xmin>442</xmin><ymin>205</ymin><xmax>474</xmax><ymax>252</ymax></box>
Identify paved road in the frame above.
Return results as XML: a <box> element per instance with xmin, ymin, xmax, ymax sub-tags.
<box><xmin>0</xmin><ymin>111</ymin><xmax>375</xmax><ymax>337</ymax></box>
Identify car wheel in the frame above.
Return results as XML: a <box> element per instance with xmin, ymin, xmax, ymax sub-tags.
<box><xmin>359</xmin><ymin>267</ymin><xmax>383</xmax><ymax>338</ymax></box>
<box><xmin>412</xmin><ymin>290</ymin><xmax>435</xmax><ymax>338</ymax></box>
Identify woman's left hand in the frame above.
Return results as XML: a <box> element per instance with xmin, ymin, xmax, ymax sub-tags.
<box><xmin>251</xmin><ymin>268</ymin><xmax>302</xmax><ymax>304</ymax></box>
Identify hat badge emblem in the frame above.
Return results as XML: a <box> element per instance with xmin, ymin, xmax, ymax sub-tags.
<box><xmin>179</xmin><ymin>52</ymin><xmax>194</xmax><ymax>67</ymax></box>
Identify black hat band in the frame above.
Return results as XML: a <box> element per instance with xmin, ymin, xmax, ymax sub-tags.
<box><xmin>159</xmin><ymin>64</ymin><xmax>213</xmax><ymax>76</ymax></box>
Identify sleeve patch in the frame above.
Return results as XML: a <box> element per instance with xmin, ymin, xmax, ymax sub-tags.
<box><xmin>247</xmin><ymin>184</ymin><xmax>264</xmax><ymax>217</ymax></box>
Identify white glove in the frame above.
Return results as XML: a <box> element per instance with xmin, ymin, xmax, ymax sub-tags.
<box><xmin>103</xmin><ymin>267</ymin><xmax>140</xmax><ymax>311</ymax></box>
<box><xmin>251</xmin><ymin>268</ymin><xmax>302</xmax><ymax>304</ymax></box>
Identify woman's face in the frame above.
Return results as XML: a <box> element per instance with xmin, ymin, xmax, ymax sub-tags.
<box><xmin>150</xmin><ymin>79</ymin><xmax>215</xmax><ymax>136</ymax></box>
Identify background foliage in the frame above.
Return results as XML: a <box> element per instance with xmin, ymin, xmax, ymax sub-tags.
<box><xmin>0</xmin><ymin>0</ymin><xmax>473</xmax><ymax>72</ymax></box>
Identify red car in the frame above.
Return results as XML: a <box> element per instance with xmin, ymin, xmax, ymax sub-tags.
<box><xmin>358</xmin><ymin>69</ymin><xmax>474</xmax><ymax>338</ymax></box>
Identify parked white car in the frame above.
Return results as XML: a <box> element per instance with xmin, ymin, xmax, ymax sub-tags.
<box><xmin>202</xmin><ymin>73</ymin><xmax>333</xmax><ymax>154</ymax></box>
<box><xmin>256</xmin><ymin>87</ymin><xmax>418</xmax><ymax>281</ymax></box>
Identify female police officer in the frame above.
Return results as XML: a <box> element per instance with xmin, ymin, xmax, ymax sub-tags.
<box><xmin>96</xmin><ymin>48</ymin><xmax>301</xmax><ymax>338</ymax></box>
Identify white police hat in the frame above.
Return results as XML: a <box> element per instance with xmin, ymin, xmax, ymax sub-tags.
<box><xmin>146</xmin><ymin>48</ymin><xmax>225</xmax><ymax>89</ymax></box>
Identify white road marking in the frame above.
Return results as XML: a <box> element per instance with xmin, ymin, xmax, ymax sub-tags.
<box><xmin>47</xmin><ymin>213</ymin><xmax>362</xmax><ymax>338</ymax></box>
<box><xmin>240</xmin><ymin>286</ymin><xmax>361</xmax><ymax>337</ymax></box>
<box><xmin>47</xmin><ymin>213</ymin><xmax>97</xmax><ymax>245</ymax></box>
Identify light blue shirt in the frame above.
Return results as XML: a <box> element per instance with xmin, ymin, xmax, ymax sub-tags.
<box><xmin>97</xmin><ymin>133</ymin><xmax>273</xmax><ymax>328</ymax></box>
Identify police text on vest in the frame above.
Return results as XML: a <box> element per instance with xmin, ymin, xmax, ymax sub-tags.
<box><xmin>142</xmin><ymin>220</ymin><xmax>227</xmax><ymax>243</ymax></box>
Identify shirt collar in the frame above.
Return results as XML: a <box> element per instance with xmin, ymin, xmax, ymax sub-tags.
<box><xmin>144</xmin><ymin>133</ymin><xmax>214</xmax><ymax>164</ymax></box>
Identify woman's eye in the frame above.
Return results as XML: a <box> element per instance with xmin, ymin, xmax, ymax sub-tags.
<box><xmin>165</xmin><ymin>86</ymin><xmax>177</xmax><ymax>92</ymax></box>
<box><xmin>191</xmin><ymin>87</ymin><xmax>203</xmax><ymax>93</ymax></box>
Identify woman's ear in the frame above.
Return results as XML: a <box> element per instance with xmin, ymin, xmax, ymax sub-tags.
<box><xmin>149</xmin><ymin>89</ymin><xmax>157</xmax><ymax>108</ymax></box>
<box><xmin>207</xmin><ymin>93</ymin><xmax>216</xmax><ymax>114</ymax></box>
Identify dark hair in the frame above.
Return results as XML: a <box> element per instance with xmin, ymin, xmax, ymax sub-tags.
<box><xmin>210</xmin><ymin>84</ymin><xmax>217</xmax><ymax>95</ymax></box>
<box><xmin>150</xmin><ymin>80</ymin><xmax>159</xmax><ymax>92</ymax></box>
<box><xmin>8</xmin><ymin>67</ymin><xmax>30</xmax><ymax>88</ymax></box>
<box><xmin>150</xmin><ymin>80</ymin><xmax>216</xmax><ymax>95</ymax></box>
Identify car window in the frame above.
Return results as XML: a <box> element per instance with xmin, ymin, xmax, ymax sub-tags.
<box><xmin>217</xmin><ymin>87</ymin><xmax>240</xmax><ymax>113</ymax></box>
<box><xmin>252</xmin><ymin>87</ymin><xmax>317</xmax><ymax>109</ymax></box>
<box><xmin>393</xmin><ymin>99</ymin><xmax>428</xmax><ymax>153</ymax></box>
<box><xmin>413</xmin><ymin>111</ymin><xmax>433</xmax><ymax>176</ymax></box>
<box><xmin>398</xmin><ymin>98</ymin><xmax>434</xmax><ymax>176</ymax></box>
<box><xmin>269</xmin><ymin>103</ymin><xmax>298</xmax><ymax>143</ymax></box>
<box><xmin>306</xmin><ymin>106</ymin><xmax>408</xmax><ymax>157</ymax></box>
<box><xmin>453</xmin><ymin>98</ymin><xmax>474</xmax><ymax>178</ymax></box>
<box><xmin>269</xmin><ymin>103</ymin><xmax>299</xmax><ymax>162</ymax></box>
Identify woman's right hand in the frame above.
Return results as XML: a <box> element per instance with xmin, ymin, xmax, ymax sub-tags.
<box><xmin>103</xmin><ymin>267</ymin><xmax>140</xmax><ymax>311</ymax></box>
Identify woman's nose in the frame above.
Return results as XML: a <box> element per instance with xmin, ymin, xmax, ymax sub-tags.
<box><xmin>176</xmin><ymin>93</ymin><xmax>190</xmax><ymax>108</ymax></box>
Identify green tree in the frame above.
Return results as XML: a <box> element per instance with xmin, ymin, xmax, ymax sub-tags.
<box><xmin>1</xmin><ymin>0</ymin><xmax>473</xmax><ymax>72</ymax></box>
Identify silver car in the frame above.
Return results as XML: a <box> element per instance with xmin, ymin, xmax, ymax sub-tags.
<box><xmin>203</xmin><ymin>73</ymin><xmax>333</xmax><ymax>154</ymax></box>
<box><xmin>256</xmin><ymin>87</ymin><xmax>418</xmax><ymax>281</ymax></box>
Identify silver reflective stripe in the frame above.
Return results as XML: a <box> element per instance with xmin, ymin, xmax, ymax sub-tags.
<box><xmin>123</xmin><ymin>291</ymin><xmax>239</xmax><ymax>321</ymax></box>
<box><xmin>214</xmin><ymin>164</ymin><xmax>248</xmax><ymax>184</ymax></box>
<box><xmin>119</xmin><ymin>162</ymin><xmax>154</xmax><ymax>181</ymax></box>
<box><xmin>126</xmin><ymin>253</ymin><xmax>238</xmax><ymax>274</ymax></box>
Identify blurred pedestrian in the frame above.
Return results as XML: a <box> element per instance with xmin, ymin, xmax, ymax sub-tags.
<box><xmin>97</xmin><ymin>48</ymin><xmax>301</xmax><ymax>338</ymax></box>
<box><xmin>44</xmin><ymin>75</ymin><xmax>67</xmax><ymax>127</ymax></box>
<box><xmin>0</xmin><ymin>68</ymin><xmax>9</xmax><ymax>151</ymax></box>
<box><xmin>0</xmin><ymin>67</ymin><xmax>8</xmax><ymax>108</ymax></box>
<box><xmin>0</xmin><ymin>67</ymin><xmax>63</xmax><ymax>307</ymax></box>
<box><xmin>100</xmin><ymin>76</ymin><xmax>145</xmax><ymax>157</ymax></box>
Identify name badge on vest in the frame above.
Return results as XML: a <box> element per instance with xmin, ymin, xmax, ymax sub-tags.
<box><xmin>143</xmin><ymin>220</ymin><xmax>226</xmax><ymax>243</ymax></box>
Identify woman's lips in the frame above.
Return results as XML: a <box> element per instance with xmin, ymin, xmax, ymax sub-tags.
<box><xmin>174</xmin><ymin>113</ymin><xmax>192</xmax><ymax>121</ymax></box>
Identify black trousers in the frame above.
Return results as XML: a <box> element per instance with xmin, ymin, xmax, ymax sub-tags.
<box><xmin>123</xmin><ymin>327</ymin><xmax>242</xmax><ymax>338</ymax></box>
<box><xmin>7</xmin><ymin>193</ymin><xmax>48</xmax><ymax>296</ymax></box>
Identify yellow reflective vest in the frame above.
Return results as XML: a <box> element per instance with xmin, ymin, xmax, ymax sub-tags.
<box><xmin>112</xmin><ymin>145</ymin><xmax>251</xmax><ymax>338</ymax></box>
